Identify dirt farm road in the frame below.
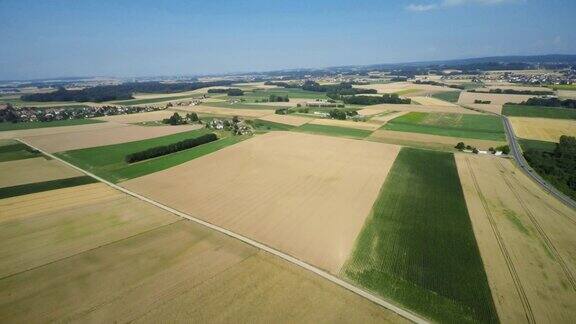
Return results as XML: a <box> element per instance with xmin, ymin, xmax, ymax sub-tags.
<box><xmin>16</xmin><ymin>138</ymin><xmax>429</xmax><ymax>324</ymax></box>
<box><xmin>502</xmin><ymin>117</ymin><xmax>576</xmax><ymax>210</ymax></box>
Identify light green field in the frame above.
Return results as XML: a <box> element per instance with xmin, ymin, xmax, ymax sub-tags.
<box><xmin>0</xmin><ymin>119</ymin><xmax>104</xmax><ymax>131</ymax></box>
<box><xmin>384</xmin><ymin>112</ymin><xmax>506</xmax><ymax>141</ymax></box>
<box><xmin>57</xmin><ymin>129</ymin><xmax>248</xmax><ymax>183</ymax></box>
<box><xmin>432</xmin><ymin>91</ymin><xmax>461</xmax><ymax>103</ymax></box>
<box><xmin>295</xmin><ymin>124</ymin><xmax>372</xmax><ymax>139</ymax></box>
<box><xmin>342</xmin><ymin>148</ymin><xmax>498</xmax><ymax>323</ymax></box>
<box><xmin>549</xmin><ymin>84</ymin><xmax>576</xmax><ymax>91</ymax></box>
<box><xmin>0</xmin><ymin>142</ymin><xmax>42</xmax><ymax>162</ymax></box>
<box><xmin>502</xmin><ymin>104</ymin><xmax>576</xmax><ymax>120</ymax></box>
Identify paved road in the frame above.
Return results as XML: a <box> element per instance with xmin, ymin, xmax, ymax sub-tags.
<box><xmin>17</xmin><ymin>138</ymin><xmax>429</xmax><ymax>324</ymax></box>
<box><xmin>502</xmin><ymin>117</ymin><xmax>576</xmax><ymax>210</ymax></box>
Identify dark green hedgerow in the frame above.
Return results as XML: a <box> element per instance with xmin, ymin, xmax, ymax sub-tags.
<box><xmin>125</xmin><ymin>133</ymin><xmax>218</xmax><ymax>163</ymax></box>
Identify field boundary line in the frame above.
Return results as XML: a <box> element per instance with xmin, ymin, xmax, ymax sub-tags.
<box><xmin>464</xmin><ymin>157</ymin><xmax>535</xmax><ymax>323</ymax></box>
<box><xmin>17</xmin><ymin>138</ymin><xmax>429</xmax><ymax>324</ymax></box>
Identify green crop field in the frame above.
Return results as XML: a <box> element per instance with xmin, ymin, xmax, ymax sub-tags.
<box><xmin>384</xmin><ymin>112</ymin><xmax>506</xmax><ymax>141</ymax></box>
<box><xmin>295</xmin><ymin>124</ymin><xmax>372</xmax><ymax>139</ymax></box>
<box><xmin>502</xmin><ymin>104</ymin><xmax>576</xmax><ymax>120</ymax></box>
<box><xmin>0</xmin><ymin>119</ymin><xmax>104</xmax><ymax>132</ymax></box>
<box><xmin>519</xmin><ymin>138</ymin><xmax>556</xmax><ymax>153</ymax></box>
<box><xmin>0</xmin><ymin>142</ymin><xmax>42</xmax><ymax>162</ymax></box>
<box><xmin>432</xmin><ymin>91</ymin><xmax>461</xmax><ymax>103</ymax></box>
<box><xmin>249</xmin><ymin>119</ymin><xmax>296</xmax><ymax>132</ymax></box>
<box><xmin>342</xmin><ymin>148</ymin><xmax>497</xmax><ymax>323</ymax></box>
<box><xmin>247</xmin><ymin>88</ymin><xmax>328</xmax><ymax>99</ymax></box>
<box><xmin>549</xmin><ymin>84</ymin><xmax>576</xmax><ymax>91</ymax></box>
<box><xmin>57</xmin><ymin>129</ymin><xmax>248</xmax><ymax>183</ymax></box>
<box><xmin>0</xmin><ymin>176</ymin><xmax>97</xmax><ymax>199</ymax></box>
<box><xmin>394</xmin><ymin>89</ymin><xmax>420</xmax><ymax>96</ymax></box>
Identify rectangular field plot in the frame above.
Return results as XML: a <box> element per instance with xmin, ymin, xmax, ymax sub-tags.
<box><xmin>0</xmin><ymin>118</ymin><xmax>103</xmax><ymax>132</ymax></box>
<box><xmin>503</xmin><ymin>104</ymin><xmax>576</xmax><ymax>120</ymax></box>
<box><xmin>0</xmin><ymin>156</ymin><xmax>83</xmax><ymax>188</ymax></box>
<box><xmin>123</xmin><ymin>132</ymin><xmax>400</xmax><ymax>273</ymax></box>
<box><xmin>369</xmin><ymin>129</ymin><xmax>506</xmax><ymax>151</ymax></box>
<box><xmin>57</xmin><ymin>129</ymin><xmax>247</xmax><ymax>183</ymax></box>
<box><xmin>296</xmin><ymin>123</ymin><xmax>373</xmax><ymax>139</ymax></box>
<box><xmin>510</xmin><ymin>117</ymin><xmax>576</xmax><ymax>142</ymax></box>
<box><xmin>456</xmin><ymin>155</ymin><xmax>576</xmax><ymax>323</ymax></box>
<box><xmin>343</xmin><ymin>148</ymin><xmax>498</xmax><ymax>323</ymax></box>
<box><xmin>0</xmin><ymin>205</ymin><xmax>405</xmax><ymax>323</ymax></box>
<box><xmin>384</xmin><ymin>112</ymin><xmax>506</xmax><ymax>141</ymax></box>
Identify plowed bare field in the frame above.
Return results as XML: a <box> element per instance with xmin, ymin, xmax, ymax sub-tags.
<box><xmin>123</xmin><ymin>131</ymin><xmax>400</xmax><ymax>273</ymax></box>
<box><xmin>456</xmin><ymin>154</ymin><xmax>576</xmax><ymax>323</ymax></box>
<box><xmin>22</xmin><ymin>124</ymin><xmax>200</xmax><ymax>153</ymax></box>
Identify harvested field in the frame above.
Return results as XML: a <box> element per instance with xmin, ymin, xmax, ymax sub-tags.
<box><xmin>123</xmin><ymin>132</ymin><xmax>400</xmax><ymax>274</ymax></box>
<box><xmin>360</xmin><ymin>103</ymin><xmax>479</xmax><ymax>115</ymax></box>
<box><xmin>296</xmin><ymin>124</ymin><xmax>373</xmax><ymax>139</ymax></box>
<box><xmin>172</xmin><ymin>105</ymin><xmax>274</xmax><ymax>118</ymax></box>
<box><xmin>510</xmin><ymin>117</ymin><xmax>576</xmax><ymax>142</ymax></box>
<box><xmin>0</xmin><ymin>119</ymin><xmax>103</xmax><ymax>132</ymax></box>
<box><xmin>258</xmin><ymin>114</ymin><xmax>313</xmax><ymax>126</ymax></box>
<box><xmin>558</xmin><ymin>90</ymin><xmax>576</xmax><ymax>99</ymax></box>
<box><xmin>354</xmin><ymin>81</ymin><xmax>453</xmax><ymax>95</ymax></box>
<box><xmin>252</xmin><ymin>98</ymin><xmax>310</xmax><ymax>107</ymax></box>
<box><xmin>0</xmin><ymin>214</ymin><xmax>406</xmax><ymax>323</ymax></box>
<box><xmin>410</xmin><ymin>96</ymin><xmax>459</xmax><ymax>107</ymax></box>
<box><xmin>343</xmin><ymin>148</ymin><xmax>497</xmax><ymax>323</ymax></box>
<box><xmin>370</xmin><ymin>129</ymin><xmax>506</xmax><ymax>151</ymax></box>
<box><xmin>456</xmin><ymin>154</ymin><xmax>576</xmax><ymax>323</ymax></box>
<box><xmin>0</xmin><ymin>156</ymin><xmax>82</xmax><ymax>188</ymax></box>
<box><xmin>95</xmin><ymin>110</ymin><xmax>176</xmax><ymax>123</ymax></box>
<box><xmin>503</xmin><ymin>104</ymin><xmax>576</xmax><ymax>120</ymax></box>
<box><xmin>309</xmin><ymin>118</ymin><xmax>381</xmax><ymax>131</ymax></box>
<box><xmin>369</xmin><ymin>112</ymin><xmax>409</xmax><ymax>125</ymax></box>
<box><xmin>0</xmin><ymin>120</ymin><xmax>121</xmax><ymax>140</ymax></box>
<box><xmin>458</xmin><ymin>91</ymin><xmax>534</xmax><ymax>106</ymax></box>
<box><xmin>22</xmin><ymin>124</ymin><xmax>201</xmax><ymax>153</ymax></box>
<box><xmin>464</xmin><ymin>103</ymin><xmax>504</xmax><ymax>115</ymax></box>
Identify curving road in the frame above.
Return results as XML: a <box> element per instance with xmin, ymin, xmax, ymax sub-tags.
<box><xmin>502</xmin><ymin>117</ymin><xmax>576</xmax><ymax>210</ymax></box>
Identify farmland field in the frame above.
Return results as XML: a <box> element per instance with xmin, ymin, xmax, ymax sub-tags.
<box><xmin>369</xmin><ymin>129</ymin><xmax>506</xmax><ymax>151</ymax></box>
<box><xmin>296</xmin><ymin>123</ymin><xmax>373</xmax><ymax>139</ymax></box>
<box><xmin>0</xmin><ymin>156</ymin><xmax>83</xmax><ymax>188</ymax></box>
<box><xmin>57</xmin><ymin>129</ymin><xmax>247</xmax><ymax>183</ymax></box>
<box><xmin>456</xmin><ymin>154</ymin><xmax>576</xmax><ymax>323</ymax></box>
<box><xmin>410</xmin><ymin>96</ymin><xmax>459</xmax><ymax>107</ymax></box>
<box><xmin>510</xmin><ymin>117</ymin><xmax>576</xmax><ymax>142</ymax></box>
<box><xmin>502</xmin><ymin>104</ymin><xmax>576</xmax><ymax>120</ymax></box>
<box><xmin>0</xmin><ymin>142</ymin><xmax>41</xmax><ymax>162</ymax></box>
<box><xmin>0</xmin><ymin>118</ymin><xmax>103</xmax><ymax>131</ymax></box>
<box><xmin>0</xmin><ymin>182</ymin><xmax>406</xmax><ymax>322</ymax></box>
<box><xmin>343</xmin><ymin>148</ymin><xmax>497</xmax><ymax>323</ymax></box>
<box><xmin>0</xmin><ymin>176</ymin><xmax>97</xmax><ymax>199</ymax></box>
<box><xmin>95</xmin><ymin>110</ymin><xmax>178</xmax><ymax>123</ymax></box>
<box><xmin>257</xmin><ymin>113</ymin><xmax>313</xmax><ymax>126</ymax></box>
<box><xmin>432</xmin><ymin>90</ymin><xmax>461</xmax><ymax>103</ymax></box>
<box><xmin>123</xmin><ymin>132</ymin><xmax>400</xmax><ymax>273</ymax></box>
<box><xmin>458</xmin><ymin>90</ymin><xmax>535</xmax><ymax>106</ymax></box>
<box><xmin>22</xmin><ymin>123</ymin><xmax>201</xmax><ymax>153</ymax></box>
<box><xmin>309</xmin><ymin>118</ymin><xmax>381</xmax><ymax>131</ymax></box>
<box><xmin>384</xmin><ymin>112</ymin><xmax>506</xmax><ymax>141</ymax></box>
<box><xmin>519</xmin><ymin>138</ymin><xmax>556</xmax><ymax>152</ymax></box>
<box><xmin>172</xmin><ymin>105</ymin><xmax>274</xmax><ymax>117</ymax></box>
<box><xmin>358</xmin><ymin>103</ymin><xmax>478</xmax><ymax>115</ymax></box>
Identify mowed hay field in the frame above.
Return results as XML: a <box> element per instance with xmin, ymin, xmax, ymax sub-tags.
<box><xmin>456</xmin><ymin>154</ymin><xmax>576</xmax><ymax>323</ymax></box>
<box><xmin>358</xmin><ymin>103</ymin><xmax>479</xmax><ymax>115</ymax></box>
<box><xmin>0</xmin><ymin>156</ymin><xmax>82</xmax><ymax>188</ymax></box>
<box><xmin>94</xmin><ymin>110</ymin><xmax>177</xmax><ymax>123</ymax></box>
<box><xmin>309</xmin><ymin>118</ymin><xmax>381</xmax><ymax>131</ymax></box>
<box><xmin>510</xmin><ymin>117</ymin><xmax>576</xmax><ymax>142</ymax></box>
<box><xmin>342</xmin><ymin>148</ymin><xmax>497</xmax><ymax>323</ymax></box>
<box><xmin>369</xmin><ymin>129</ymin><xmax>506</xmax><ymax>151</ymax></box>
<box><xmin>173</xmin><ymin>105</ymin><xmax>274</xmax><ymax>117</ymax></box>
<box><xmin>384</xmin><ymin>112</ymin><xmax>506</xmax><ymax>141</ymax></box>
<box><xmin>257</xmin><ymin>113</ymin><xmax>313</xmax><ymax>126</ymax></box>
<box><xmin>0</xmin><ymin>184</ymin><xmax>406</xmax><ymax>323</ymax></box>
<box><xmin>123</xmin><ymin>131</ymin><xmax>400</xmax><ymax>273</ymax></box>
<box><xmin>22</xmin><ymin>123</ymin><xmax>201</xmax><ymax>153</ymax></box>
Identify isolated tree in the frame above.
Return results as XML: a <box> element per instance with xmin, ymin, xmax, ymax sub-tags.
<box><xmin>186</xmin><ymin>112</ymin><xmax>199</xmax><ymax>122</ymax></box>
<box><xmin>455</xmin><ymin>142</ymin><xmax>465</xmax><ymax>150</ymax></box>
<box><xmin>472</xmin><ymin>148</ymin><xmax>479</xmax><ymax>154</ymax></box>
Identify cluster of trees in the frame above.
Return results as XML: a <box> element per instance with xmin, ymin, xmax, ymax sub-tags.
<box><xmin>263</xmin><ymin>81</ymin><xmax>300</xmax><ymax>88</ymax></box>
<box><xmin>524</xmin><ymin>135</ymin><xmax>576</xmax><ymax>199</ymax></box>
<box><xmin>469</xmin><ymin>88</ymin><xmax>553</xmax><ymax>96</ymax></box>
<box><xmin>455</xmin><ymin>142</ymin><xmax>510</xmax><ymax>154</ymax></box>
<box><xmin>268</xmin><ymin>94</ymin><xmax>289</xmax><ymax>102</ymax></box>
<box><xmin>301</xmin><ymin>81</ymin><xmax>376</xmax><ymax>96</ymax></box>
<box><xmin>0</xmin><ymin>104</ymin><xmax>18</xmax><ymax>123</ymax></box>
<box><xmin>206</xmin><ymin>88</ymin><xmax>244</xmax><ymax>96</ymax></box>
<box><xmin>474</xmin><ymin>99</ymin><xmax>492</xmax><ymax>104</ymax></box>
<box><xmin>21</xmin><ymin>81</ymin><xmax>234</xmax><ymax>103</ymax></box>
<box><xmin>125</xmin><ymin>133</ymin><xmax>218</xmax><ymax>163</ymax></box>
<box><xmin>328</xmin><ymin>109</ymin><xmax>358</xmax><ymax>120</ymax></box>
<box><xmin>275</xmin><ymin>108</ymin><xmax>288</xmax><ymax>115</ymax></box>
<box><xmin>162</xmin><ymin>112</ymin><xmax>199</xmax><ymax>125</ymax></box>
<box><xmin>342</xmin><ymin>93</ymin><xmax>411</xmax><ymax>105</ymax></box>
<box><xmin>518</xmin><ymin>97</ymin><xmax>576</xmax><ymax>109</ymax></box>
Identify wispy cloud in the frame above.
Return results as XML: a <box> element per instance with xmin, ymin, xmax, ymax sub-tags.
<box><xmin>406</xmin><ymin>0</ymin><xmax>520</xmax><ymax>12</ymax></box>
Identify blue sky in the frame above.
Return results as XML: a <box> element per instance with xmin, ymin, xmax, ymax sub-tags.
<box><xmin>1</xmin><ymin>0</ymin><xmax>574</xmax><ymax>80</ymax></box>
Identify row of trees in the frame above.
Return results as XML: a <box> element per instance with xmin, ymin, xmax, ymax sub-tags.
<box><xmin>524</xmin><ymin>135</ymin><xmax>576</xmax><ymax>199</ymax></box>
<box><xmin>21</xmin><ymin>81</ymin><xmax>234</xmax><ymax>103</ymax></box>
<box><xmin>518</xmin><ymin>97</ymin><xmax>576</xmax><ymax>109</ymax></box>
<box><xmin>342</xmin><ymin>93</ymin><xmax>411</xmax><ymax>105</ymax></box>
<box><xmin>125</xmin><ymin>133</ymin><xmax>218</xmax><ymax>163</ymax></box>
<box><xmin>455</xmin><ymin>142</ymin><xmax>510</xmax><ymax>154</ymax></box>
<box><xmin>414</xmin><ymin>80</ymin><xmax>464</xmax><ymax>90</ymax></box>
<box><xmin>328</xmin><ymin>109</ymin><xmax>358</xmax><ymax>120</ymax></box>
<box><xmin>469</xmin><ymin>88</ymin><xmax>553</xmax><ymax>96</ymax></box>
<box><xmin>206</xmin><ymin>88</ymin><xmax>244</xmax><ymax>96</ymax></box>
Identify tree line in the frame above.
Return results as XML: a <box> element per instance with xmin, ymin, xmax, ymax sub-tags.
<box><xmin>524</xmin><ymin>135</ymin><xmax>576</xmax><ymax>199</ymax></box>
<box><xmin>207</xmin><ymin>88</ymin><xmax>244</xmax><ymax>96</ymax></box>
<box><xmin>21</xmin><ymin>81</ymin><xmax>234</xmax><ymax>103</ymax></box>
<box><xmin>469</xmin><ymin>88</ymin><xmax>553</xmax><ymax>96</ymax></box>
<box><xmin>125</xmin><ymin>133</ymin><xmax>218</xmax><ymax>163</ymax></box>
<box><xmin>518</xmin><ymin>97</ymin><xmax>576</xmax><ymax>109</ymax></box>
<box><xmin>342</xmin><ymin>93</ymin><xmax>411</xmax><ymax>105</ymax></box>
